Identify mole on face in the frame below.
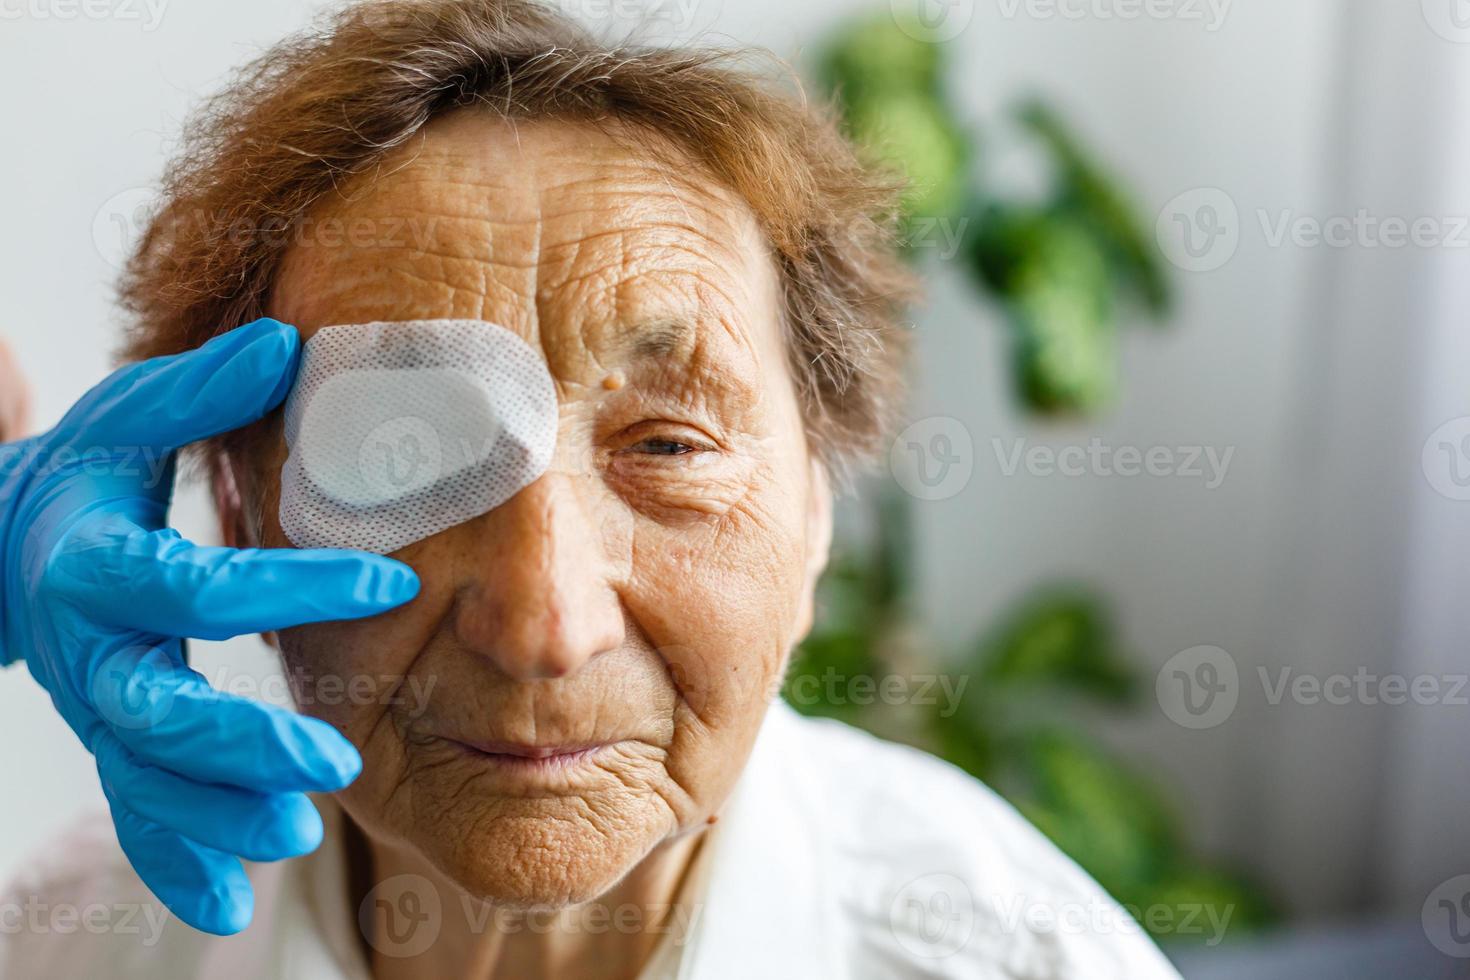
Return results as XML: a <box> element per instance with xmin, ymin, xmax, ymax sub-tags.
<box><xmin>601</xmin><ymin>373</ymin><xmax>626</xmax><ymax>391</ymax></box>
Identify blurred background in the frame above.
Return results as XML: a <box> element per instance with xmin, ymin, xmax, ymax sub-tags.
<box><xmin>3</xmin><ymin>1</ymin><xmax>1470</xmax><ymax>976</ymax></box>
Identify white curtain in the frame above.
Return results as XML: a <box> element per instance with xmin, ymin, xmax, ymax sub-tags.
<box><xmin>1260</xmin><ymin>0</ymin><xmax>1470</xmax><ymax>916</ymax></box>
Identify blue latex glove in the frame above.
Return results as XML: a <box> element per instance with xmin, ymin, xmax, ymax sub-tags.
<box><xmin>0</xmin><ymin>318</ymin><xmax>419</xmax><ymax>935</ymax></box>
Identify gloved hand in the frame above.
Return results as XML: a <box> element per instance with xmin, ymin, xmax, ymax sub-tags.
<box><xmin>0</xmin><ymin>318</ymin><xmax>419</xmax><ymax>935</ymax></box>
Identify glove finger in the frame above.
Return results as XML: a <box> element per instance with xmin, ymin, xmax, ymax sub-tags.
<box><xmin>91</xmin><ymin>644</ymin><xmax>363</xmax><ymax>793</ymax></box>
<box><xmin>51</xmin><ymin>514</ymin><xmax>418</xmax><ymax>639</ymax></box>
<box><xmin>109</xmin><ymin>800</ymin><xmax>255</xmax><ymax>936</ymax></box>
<box><xmin>55</xmin><ymin>318</ymin><xmax>299</xmax><ymax>457</ymax></box>
<box><xmin>94</xmin><ymin>731</ymin><xmax>326</xmax><ymax>862</ymax></box>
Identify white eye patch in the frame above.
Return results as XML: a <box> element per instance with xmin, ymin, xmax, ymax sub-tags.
<box><xmin>279</xmin><ymin>319</ymin><xmax>558</xmax><ymax>554</ymax></box>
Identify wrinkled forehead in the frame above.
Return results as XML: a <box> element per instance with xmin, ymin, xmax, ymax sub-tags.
<box><xmin>267</xmin><ymin>111</ymin><xmax>781</xmax><ymax>388</ymax></box>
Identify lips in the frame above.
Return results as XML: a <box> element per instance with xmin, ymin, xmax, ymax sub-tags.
<box><xmin>454</xmin><ymin>739</ymin><xmax>606</xmax><ymax>760</ymax></box>
<box><xmin>438</xmin><ymin>735</ymin><xmax>618</xmax><ymax>773</ymax></box>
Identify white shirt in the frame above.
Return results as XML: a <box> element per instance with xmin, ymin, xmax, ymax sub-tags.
<box><xmin>0</xmin><ymin>701</ymin><xmax>1182</xmax><ymax>979</ymax></box>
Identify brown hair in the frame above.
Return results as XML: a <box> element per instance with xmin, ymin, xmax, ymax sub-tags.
<box><xmin>118</xmin><ymin>0</ymin><xmax>914</xmax><ymax>477</ymax></box>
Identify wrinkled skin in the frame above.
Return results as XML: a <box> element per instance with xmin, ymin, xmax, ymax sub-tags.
<box><xmin>216</xmin><ymin>111</ymin><xmax>832</xmax><ymax>975</ymax></box>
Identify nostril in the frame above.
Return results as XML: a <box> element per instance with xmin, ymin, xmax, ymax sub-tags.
<box><xmin>534</xmin><ymin>657</ymin><xmax>575</xmax><ymax>681</ymax></box>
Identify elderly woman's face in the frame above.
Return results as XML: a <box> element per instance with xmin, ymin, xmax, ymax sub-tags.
<box><xmin>244</xmin><ymin>111</ymin><xmax>829</xmax><ymax>907</ymax></box>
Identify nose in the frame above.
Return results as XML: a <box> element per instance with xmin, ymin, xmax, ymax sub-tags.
<box><xmin>452</xmin><ymin>472</ymin><xmax>625</xmax><ymax>680</ymax></box>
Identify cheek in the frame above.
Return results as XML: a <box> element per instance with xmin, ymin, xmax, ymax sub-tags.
<box><xmin>273</xmin><ymin>536</ymin><xmax>460</xmax><ymax>829</ymax></box>
<box><xmin>271</xmin><ymin>587</ymin><xmax>439</xmax><ymax>753</ymax></box>
<box><xmin>616</xmin><ymin>456</ymin><xmax>808</xmax><ymax>820</ymax></box>
<box><xmin>623</xmin><ymin>457</ymin><xmax>809</xmax><ymax>729</ymax></box>
<box><xmin>253</xmin><ymin>442</ymin><xmax>453</xmax><ymax>742</ymax></box>
<box><xmin>273</xmin><ymin>574</ymin><xmax>442</xmax><ymax>732</ymax></box>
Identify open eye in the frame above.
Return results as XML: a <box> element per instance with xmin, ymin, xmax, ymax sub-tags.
<box><xmin>629</xmin><ymin>437</ymin><xmax>699</xmax><ymax>456</ymax></box>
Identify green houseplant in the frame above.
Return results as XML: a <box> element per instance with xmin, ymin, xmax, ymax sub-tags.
<box><xmin>785</xmin><ymin>13</ymin><xmax>1276</xmax><ymax>944</ymax></box>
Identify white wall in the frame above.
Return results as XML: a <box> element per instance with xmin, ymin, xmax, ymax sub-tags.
<box><xmin>0</xmin><ymin>0</ymin><xmax>1458</xmax><ymax>926</ymax></box>
<box><xmin>903</xmin><ymin>0</ymin><xmax>1345</xmax><ymax>917</ymax></box>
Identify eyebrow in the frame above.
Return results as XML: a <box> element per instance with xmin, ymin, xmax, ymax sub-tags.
<box><xmin>606</xmin><ymin>315</ymin><xmax>759</xmax><ymax>413</ymax></box>
<box><xmin>620</xmin><ymin>318</ymin><xmax>695</xmax><ymax>361</ymax></box>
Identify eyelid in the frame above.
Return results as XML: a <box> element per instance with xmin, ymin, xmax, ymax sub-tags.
<box><xmin>612</xmin><ymin>419</ymin><xmax>722</xmax><ymax>455</ymax></box>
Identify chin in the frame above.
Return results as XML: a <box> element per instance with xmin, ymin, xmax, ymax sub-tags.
<box><xmin>427</xmin><ymin>798</ymin><xmax>671</xmax><ymax>910</ymax></box>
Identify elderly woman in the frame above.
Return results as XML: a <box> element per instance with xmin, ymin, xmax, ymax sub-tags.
<box><xmin>0</xmin><ymin>2</ymin><xmax>1181</xmax><ymax>977</ymax></box>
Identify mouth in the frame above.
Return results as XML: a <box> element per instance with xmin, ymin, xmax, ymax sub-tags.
<box><xmin>440</xmin><ymin>737</ymin><xmax>617</xmax><ymax>773</ymax></box>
